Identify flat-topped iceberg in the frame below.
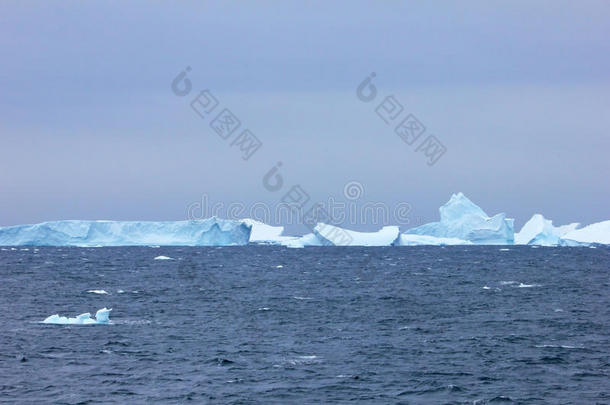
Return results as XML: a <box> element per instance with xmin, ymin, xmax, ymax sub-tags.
<box><xmin>515</xmin><ymin>214</ymin><xmax>579</xmax><ymax>246</ymax></box>
<box><xmin>0</xmin><ymin>218</ymin><xmax>251</xmax><ymax>246</ymax></box>
<box><xmin>560</xmin><ymin>220</ymin><xmax>610</xmax><ymax>246</ymax></box>
<box><xmin>404</xmin><ymin>193</ymin><xmax>514</xmax><ymax>245</ymax></box>
<box><xmin>280</xmin><ymin>233</ymin><xmax>324</xmax><ymax>248</ymax></box>
<box><xmin>314</xmin><ymin>223</ymin><xmax>400</xmax><ymax>246</ymax></box>
<box><xmin>43</xmin><ymin>308</ymin><xmax>112</xmax><ymax>325</ymax></box>
<box><xmin>241</xmin><ymin>219</ymin><xmax>300</xmax><ymax>245</ymax></box>
<box><xmin>395</xmin><ymin>234</ymin><xmax>471</xmax><ymax>246</ymax></box>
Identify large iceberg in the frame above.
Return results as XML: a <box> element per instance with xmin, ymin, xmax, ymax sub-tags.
<box><xmin>0</xmin><ymin>218</ymin><xmax>251</xmax><ymax>246</ymax></box>
<box><xmin>313</xmin><ymin>223</ymin><xmax>400</xmax><ymax>246</ymax></box>
<box><xmin>560</xmin><ymin>220</ymin><xmax>610</xmax><ymax>246</ymax></box>
<box><xmin>42</xmin><ymin>308</ymin><xmax>112</xmax><ymax>325</ymax></box>
<box><xmin>515</xmin><ymin>214</ymin><xmax>579</xmax><ymax>246</ymax></box>
<box><xmin>395</xmin><ymin>234</ymin><xmax>471</xmax><ymax>246</ymax></box>
<box><xmin>404</xmin><ymin>193</ymin><xmax>514</xmax><ymax>245</ymax></box>
<box><xmin>241</xmin><ymin>219</ymin><xmax>302</xmax><ymax>245</ymax></box>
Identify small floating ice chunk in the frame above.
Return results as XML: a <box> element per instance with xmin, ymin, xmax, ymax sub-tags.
<box><xmin>87</xmin><ymin>289</ymin><xmax>109</xmax><ymax>295</ymax></box>
<box><xmin>42</xmin><ymin>308</ymin><xmax>112</xmax><ymax>325</ymax></box>
<box><xmin>94</xmin><ymin>308</ymin><xmax>112</xmax><ymax>323</ymax></box>
<box><xmin>154</xmin><ymin>255</ymin><xmax>173</xmax><ymax>260</ymax></box>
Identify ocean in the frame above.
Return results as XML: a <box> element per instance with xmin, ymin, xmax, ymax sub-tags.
<box><xmin>1</xmin><ymin>246</ymin><xmax>608</xmax><ymax>404</ymax></box>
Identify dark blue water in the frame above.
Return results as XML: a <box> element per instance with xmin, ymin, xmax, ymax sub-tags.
<box><xmin>0</xmin><ymin>246</ymin><xmax>608</xmax><ymax>404</ymax></box>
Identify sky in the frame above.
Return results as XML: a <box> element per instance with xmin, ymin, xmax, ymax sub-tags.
<box><xmin>1</xmin><ymin>1</ymin><xmax>609</xmax><ymax>233</ymax></box>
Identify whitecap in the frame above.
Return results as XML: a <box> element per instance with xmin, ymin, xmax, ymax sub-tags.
<box><xmin>87</xmin><ymin>290</ymin><xmax>109</xmax><ymax>295</ymax></box>
<box><xmin>275</xmin><ymin>265</ymin><xmax>284</xmax><ymax>268</ymax></box>
<box><xmin>518</xmin><ymin>283</ymin><xmax>541</xmax><ymax>288</ymax></box>
<box><xmin>292</xmin><ymin>296</ymin><xmax>313</xmax><ymax>300</ymax></box>
<box><xmin>117</xmin><ymin>289</ymin><xmax>125</xmax><ymax>294</ymax></box>
<box><xmin>482</xmin><ymin>286</ymin><xmax>491</xmax><ymax>290</ymax></box>
<box><xmin>154</xmin><ymin>255</ymin><xmax>173</xmax><ymax>260</ymax></box>
<box><xmin>258</xmin><ymin>307</ymin><xmax>270</xmax><ymax>311</ymax></box>
<box><xmin>500</xmin><ymin>281</ymin><xmax>518</xmax><ymax>285</ymax></box>
<box><xmin>535</xmin><ymin>344</ymin><xmax>582</xmax><ymax>349</ymax></box>
<box><xmin>499</xmin><ymin>248</ymin><xmax>510</xmax><ymax>251</ymax></box>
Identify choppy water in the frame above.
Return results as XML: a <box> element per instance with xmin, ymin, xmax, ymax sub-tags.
<box><xmin>0</xmin><ymin>246</ymin><xmax>609</xmax><ymax>404</ymax></box>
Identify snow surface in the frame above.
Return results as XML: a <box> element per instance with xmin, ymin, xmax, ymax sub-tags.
<box><xmin>560</xmin><ymin>220</ymin><xmax>610</xmax><ymax>246</ymax></box>
<box><xmin>314</xmin><ymin>224</ymin><xmax>400</xmax><ymax>246</ymax></box>
<box><xmin>0</xmin><ymin>218</ymin><xmax>251</xmax><ymax>246</ymax></box>
<box><xmin>42</xmin><ymin>308</ymin><xmax>112</xmax><ymax>325</ymax></box>
<box><xmin>404</xmin><ymin>193</ymin><xmax>514</xmax><ymax>245</ymax></box>
<box><xmin>515</xmin><ymin>214</ymin><xmax>579</xmax><ymax>246</ymax></box>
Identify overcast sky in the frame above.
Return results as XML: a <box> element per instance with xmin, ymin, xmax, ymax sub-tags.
<box><xmin>1</xmin><ymin>1</ymin><xmax>609</xmax><ymax>233</ymax></box>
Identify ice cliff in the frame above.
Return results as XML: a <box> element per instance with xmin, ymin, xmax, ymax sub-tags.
<box><xmin>0</xmin><ymin>218</ymin><xmax>251</xmax><ymax>246</ymax></box>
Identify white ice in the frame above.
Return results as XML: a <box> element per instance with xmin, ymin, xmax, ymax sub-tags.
<box><xmin>42</xmin><ymin>308</ymin><xmax>112</xmax><ymax>325</ymax></box>
<box><xmin>0</xmin><ymin>218</ymin><xmax>251</xmax><ymax>246</ymax></box>
<box><xmin>313</xmin><ymin>224</ymin><xmax>400</xmax><ymax>246</ymax></box>
<box><xmin>560</xmin><ymin>220</ymin><xmax>610</xmax><ymax>246</ymax></box>
<box><xmin>395</xmin><ymin>234</ymin><xmax>471</xmax><ymax>246</ymax></box>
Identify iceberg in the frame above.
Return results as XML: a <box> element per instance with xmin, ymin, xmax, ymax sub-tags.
<box><xmin>0</xmin><ymin>218</ymin><xmax>251</xmax><ymax>246</ymax></box>
<box><xmin>515</xmin><ymin>214</ymin><xmax>579</xmax><ymax>246</ymax></box>
<box><xmin>313</xmin><ymin>223</ymin><xmax>400</xmax><ymax>246</ymax></box>
<box><xmin>395</xmin><ymin>234</ymin><xmax>471</xmax><ymax>246</ymax></box>
<box><xmin>404</xmin><ymin>193</ymin><xmax>514</xmax><ymax>245</ymax></box>
<box><xmin>42</xmin><ymin>308</ymin><xmax>112</xmax><ymax>325</ymax></box>
<box><xmin>560</xmin><ymin>220</ymin><xmax>610</xmax><ymax>246</ymax></box>
<box><xmin>280</xmin><ymin>233</ymin><xmax>324</xmax><ymax>248</ymax></box>
<box><xmin>241</xmin><ymin>219</ymin><xmax>300</xmax><ymax>245</ymax></box>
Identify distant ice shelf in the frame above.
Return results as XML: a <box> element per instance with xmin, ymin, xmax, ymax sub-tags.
<box><xmin>2</xmin><ymin>193</ymin><xmax>608</xmax><ymax>247</ymax></box>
